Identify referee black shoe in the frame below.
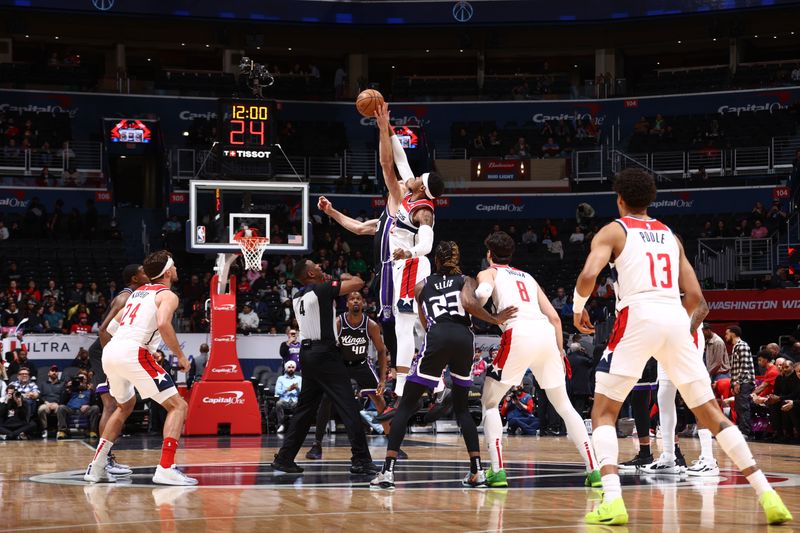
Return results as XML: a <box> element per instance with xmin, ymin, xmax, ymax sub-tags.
<box><xmin>271</xmin><ymin>454</ymin><xmax>304</xmax><ymax>474</ymax></box>
<box><xmin>618</xmin><ymin>452</ymin><xmax>653</xmax><ymax>472</ymax></box>
<box><xmin>350</xmin><ymin>461</ymin><xmax>380</xmax><ymax>475</ymax></box>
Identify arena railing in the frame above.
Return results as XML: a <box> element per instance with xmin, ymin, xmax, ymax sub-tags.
<box><xmin>0</xmin><ymin>141</ymin><xmax>104</xmax><ymax>186</ymax></box>
<box><xmin>344</xmin><ymin>150</ymin><xmax>377</xmax><ymax>179</ymax></box>
<box><xmin>696</xmin><ymin>237</ymin><xmax>774</xmax><ymax>287</ymax></box>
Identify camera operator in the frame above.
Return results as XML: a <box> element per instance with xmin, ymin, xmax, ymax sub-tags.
<box><xmin>501</xmin><ymin>385</ymin><xmax>538</xmax><ymax>435</ymax></box>
<box><xmin>0</xmin><ymin>385</ymin><xmax>37</xmax><ymax>440</ymax></box>
<box><xmin>56</xmin><ymin>373</ymin><xmax>100</xmax><ymax>439</ymax></box>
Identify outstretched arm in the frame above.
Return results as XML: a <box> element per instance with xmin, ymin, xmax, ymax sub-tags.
<box><xmin>573</xmin><ymin>223</ymin><xmax>623</xmax><ymax>333</ymax></box>
<box><xmin>318</xmin><ymin>196</ymin><xmax>379</xmax><ymax>236</ymax></box>
<box><xmin>375</xmin><ymin>103</ymin><xmax>405</xmax><ymax>214</ymax></box>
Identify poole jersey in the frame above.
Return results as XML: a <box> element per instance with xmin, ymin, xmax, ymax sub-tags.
<box><xmin>389</xmin><ymin>193</ymin><xmax>434</xmax><ymax>256</ymax></box>
<box><xmin>338</xmin><ymin>314</ymin><xmax>371</xmax><ymax>362</ymax></box>
<box><xmin>419</xmin><ymin>274</ymin><xmax>471</xmax><ymax>328</ymax></box>
<box><xmin>111</xmin><ymin>283</ymin><xmax>169</xmax><ymax>353</ymax></box>
<box><xmin>611</xmin><ymin>216</ymin><xmax>681</xmax><ymax>309</ymax></box>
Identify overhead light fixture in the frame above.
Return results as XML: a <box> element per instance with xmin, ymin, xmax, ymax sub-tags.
<box><xmin>754</xmin><ymin>34</ymin><xmax>758</xmax><ymax>38</ymax></box>
<box><xmin>459</xmin><ymin>49</ymin><xmax>464</xmax><ymax>52</ymax></box>
<box><xmin>573</xmin><ymin>64</ymin><xmax>578</xmax><ymax>68</ymax></box>
<box><xmin>256</xmin><ymin>46</ymin><xmax>261</xmax><ymax>50</ymax></box>
<box><xmin>54</xmin><ymin>36</ymin><xmax>60</xmax><ymax>40</ymax></box>
<box><xmin>288</xmin><ymin>47</ymin><xmax>292</xmax><ymax>51</ymax></box>
<box><xmin>24</xmin><ymin>34</ymin><xmax>29</xmax><ymax>38</ymax></box>
<box><xmin>773</xmin><ymin>35</ymin><xmax>777</xmax><ymax>39</ymax></box>
<box><xmin>677</xmin><ymin>40</ymin><xmax>682</xmax><ymax>44</ymax></box>
<box><xmin>425</xmin><ymin>49</ymin><xmax>430</xmax><ymax>53</ymax></box>
<box><xmin>712</xmin><ymin>37</ymin><xmax>717</xmax><ymax>41</ymax></box>
<box><xmin>657</xmin><ymin>61</ymin><xmax>661</xmax><ymax>65</ymax></box>
<box><xmin>147</xmin><ymin>58</ymin><xmax>151</xmax><ymax>62</ymax></box>
<box><xmin>182</xmin><ymin>131</ymin><xmax>189</xmax><ymax>137</ymax></box>
<box><xmin>181</xmin><ymin>42</ymin><xmax>186</xmax><ymax>46</ymax></box>
<box><xmin>120</xmin><ymin>155</ymin><xmax>127</xmax><ymax>159</ymax></box>
<box><xmin>205</xmin><ymin>44</ymin><xmax>210</xmax><ymax>48</ymax></box>
<box><xmin>391</xmin><ymin>65</ymin><xmax>395</xmax><ymax>69</ymax></box>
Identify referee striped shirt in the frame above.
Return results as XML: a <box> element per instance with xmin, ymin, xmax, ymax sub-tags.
<box><xmin>292</xmin><ymin>280</ymin><xmax>341</xmax><ymax>342</ymax></box>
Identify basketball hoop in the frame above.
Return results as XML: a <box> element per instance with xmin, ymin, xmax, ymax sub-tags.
<box><xmin>236</xmin><ymin>236</ymin><xmax>269</xmax><ymax>271</ymax></box>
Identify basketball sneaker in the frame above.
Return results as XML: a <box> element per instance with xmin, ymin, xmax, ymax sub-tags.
<box><xmin>639</xmin><ymin>453</ymin><xmax>682</xmax><ymax>475</ymax></box>
<box><xmin>462</xmin><ymin>470</ymin><xmax>487</xmax><ymax>488</ymax></box>
<box><xmin>305</xmin><ymin>442</ymin><xmax>323</xmax><ymax>460</ymax></box>
<box><xmin>397</xmin><ymin>449</ymin><xmax>409</xmax><ymax>460</ymax></box>
<box><xmin>370</xmin><ymin>471</ymin><xmax>396</xmax><ymax>490</ymax></box>
<box><xmin>686</xmin><ymin>457</ymin><xmax>720</xmax><ymax>477</ymax></box>
<box><xmin>675</xmin><ymin>445</ymin><xmax>687</xmax><ymax>474</ymax></box>
<box><xmin>486</xmin><ymin>467</ymin><xmax>508</xmax><ymax>488</ymax></box>
<box><xmin>760</xmin><ymin>490</ymin><xmax>793</xmax><ymax>524</ymax></box>
<box><xmin>106</xmin><ymin>453</ymin><xmax>132</xmax><ymax>476</ymax></box>
<box><xmin>585</xmin><ymin>496</ymin><xmax>629</xmax><ymax>525</ymax></box>
<box><xmin>374</xmin><ymin>403</ymin><xmax>397</xmax><ymax>422</ymax></box>
<box><xmin>153</xmin><ymin>465</ymin><xmax>198</xmax><ymax>486</ymax></box>
<box><xmin>84</xmin><ymin>461</ymin><xmax>116</xmax><ymax>483</ymax></box>
<box><xmin>350</xmin><ymin>461</ymin><xmax>380</xmax><ymax>475</ymax></box>
<box><xmin>618</xmin><ymin>452</ymin><xmax>653</xmax><ymax>472</ymax></box>
<box><xmin>271</xmin><ymin>454</ymin><xmax>304</xmax><ymax>474</ymax></box>
<box><xmin>585</xmin><ymin>469</ymin><xmax>602</xmax><ymax>488</ymax></box>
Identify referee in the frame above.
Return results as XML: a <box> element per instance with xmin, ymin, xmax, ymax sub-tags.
<box><xmin>271</xmin><ymin>259</ymin><xmax>378</xmax><ymax>475</ymax></box>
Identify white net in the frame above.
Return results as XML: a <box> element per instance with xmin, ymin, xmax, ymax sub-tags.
<box><xmin>237</xmin><ymin>236</ymin><xmax>269</xmax><ymax>271</ymax></box>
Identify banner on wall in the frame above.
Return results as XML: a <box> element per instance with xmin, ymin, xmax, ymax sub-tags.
<box><xmin>704</xmin><ymin>289</ymin><xmax>800</xmax><ymax>321</ymax></box>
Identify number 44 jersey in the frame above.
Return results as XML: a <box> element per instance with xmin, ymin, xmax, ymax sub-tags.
<box><xmin>419</xmin><ymin>274</ymin><xmax>471</xmax><ymax>328</ymax></box>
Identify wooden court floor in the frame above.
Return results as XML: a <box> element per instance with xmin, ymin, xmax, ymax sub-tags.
<box><xmin>2</xmin><ymin>432</ymin><xmax>799</xmax><ymax>532</ymax></box>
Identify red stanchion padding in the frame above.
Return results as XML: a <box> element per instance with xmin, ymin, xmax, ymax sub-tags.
<box><xmin>185</xmin><ymin>380</ymin><xmax>262</xmax><ymax>435</ymax></box>
<box><xmin>185</xmin><ymin>273</ymin><xmax>261</xmax><ymax>435</ymax></box>
<box><xmin>204</xmin><ymin>274</ymin><xmax>245</xmax><ymax>381</ymax></box>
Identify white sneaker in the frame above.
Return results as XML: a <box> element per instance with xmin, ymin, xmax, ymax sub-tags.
<box><xmin>370</xmin><ymin>471</ymin><xmax>395</xmax><ymax>490</ymax></box>
<box><xmin>276</xmin><ymin>425</ymin><xmax>285</xmax><ymax>433</ymax></box>
<box><xmin>153</xmin><ymin>465</ymin><xmax>198</xmax><ymax>486</ymax></box>
<box><xmin>42</xmin><ymin>430</ymin><xmax>48</xmax><ymax>439</ymax></box>
<box><xmin>462</xmin><ymin>470</ymin><xmax>487</xmax><ymax>487</ymax></box>
<box><xmin>639</xmin><ymin>453</ymin><xmax>682</xmax><ymax>475</ymax></box>
<box><xmin>687</xmin><ymin>458</ymin><xmax>720</xmax><ymax>477</ymax></box>
<box><xmin>84</xmin><ymin>461</ymin><xmax>117</xmax><ymax>483</ymax></box>
<box><xmin>106</xmin><ymin>453</ymin><xmax>133</xmax><ymax>476</ymax></box>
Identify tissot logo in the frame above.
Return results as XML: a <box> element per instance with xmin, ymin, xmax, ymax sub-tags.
<box><xmin>213</xmin><ymin>335</ymin><xmax>236</xmax><ymax>343</ymax></box>
<box><xmin>223</xmin><ymin>150</ymin><xmax>271</xmax><ymax>159</ymax></box>
<box><xmin>211</xmin><ymin>364</ymin><xmax>239</xmax><ymax>374</ymax></box>
<box><xmin>202</xmin><ymin>390</ymin><xmax>246</xmax><ymax>406</ymax></box>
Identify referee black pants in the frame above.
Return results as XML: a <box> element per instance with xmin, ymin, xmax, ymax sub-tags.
<box><xmin>275</xmin><ymin>343</ymin><xmax>372</xmax><ymax>465</ymax></box>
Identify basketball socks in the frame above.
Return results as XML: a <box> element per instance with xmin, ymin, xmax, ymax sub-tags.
<box><xmin>640</xmin><ymin>443</ymin><xmax>651</xmax><ymax>457</ymax></box>
<box><xmin>160</xmin><ymin>437</ymin><xmax>179</xmax><ymax>469</ymax></box>
<box><xmin>592</xmin><ymin>424</ymin><xmax>621</xmax><ymax>502</ymax></box>
<box><xmin>698</xmin><ymin>428</ymin><xmax>714</xmax><ymax>459</ymax></box>
<box><xmin>484</xmin><ymin>408</ymin><xmax>504</xmax><ymax>471</ymax></box>
<box><xmin>92</xmin><ymin>438</ymin><xmax>113</xmax><ymax>466</ymax></box>
<box><xmin>545</xmin><ymin>386</ymin><xmax>597</xmax><ymax>472</ymax></box>
<box><xmin>716</xmin><ymin>426</ymin><xmax>770</xmax><ymax>496</ymax></box>
<box><xmin>657</xmin><ymin>379</ymin><xmax>678</xmax><ymax>461</ymax></box>
<box><xmin>601</xmin><ymin>474</ymin><xmax>622</xmax><ymax>503</ymax></box>
<box><xmin>395</xmin><ymin>373</ymin><xmax>407</xmax><ymax>398</ymax></box>
<box><xmin>382</xmin><ymin>456</ymin><xmax>396</xmax><ymax>474</ymax></box>
<box><xmin>470</xmin><ymin>456</ymin><xmax>482</xmax><ymax>475</ymax></box>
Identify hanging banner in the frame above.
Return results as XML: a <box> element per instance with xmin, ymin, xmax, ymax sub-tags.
<box><xmin>704</xmin><ymin>289</ymin><xmax>800</xmax><ymax>321</ymax></box>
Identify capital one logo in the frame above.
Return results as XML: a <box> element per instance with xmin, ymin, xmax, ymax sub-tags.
<box><xmin>202</xmin><ymin>390</ymin><xmax>246</xmax><ymax>406</ymax></box>
<box><xmin>214</xmin><ymin>304</ymin><xmax>236</xmax><ymax>311</ymax></box>
<box><xmin>213</xmin><ymin>335</ymin><xmax>236</xmax><ymax>343</ymax></box>
<box><xmin>211</xmin><ymin>364</ymin><xmax>239</xmax><ymax>374</ymax></box>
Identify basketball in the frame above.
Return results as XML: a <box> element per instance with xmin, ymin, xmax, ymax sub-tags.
<box><xmin>356</xmin><ymin>89</ymin><xmax>384</xmax><ymax>117</ymax></box>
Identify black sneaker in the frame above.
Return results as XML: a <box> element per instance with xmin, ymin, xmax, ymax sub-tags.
<box><xmin>350</xmin><ymin>462</ymin><xmax>380</xmax><ymax>475</ymax></box>
<box><xmin>271</xmin><ymin>454</ymin><xmax>304</xmax><ymax>474</ymax></box>
<box><xmin>675</xmin><ymin>445</ymin><xmax>687</xmax><ymax>472</ymax></box>
<box><xmin>618</xmin><ymin>452</ymin><xmax>653</xmax><ymax>472</ymax></box>
<box><xmin>375</xmin><ymin>404</ymin><xmax>397</xmax><ymax>422</ymax></box>
<box><xmin>305</xmin><ymin>442</ymin><xmax>322</xmax><ymax>460</ymax></box>
<box><xmin>397</xmin><ymin>449</ymin><xmax>408</xmax><ymax>460</ymax></box>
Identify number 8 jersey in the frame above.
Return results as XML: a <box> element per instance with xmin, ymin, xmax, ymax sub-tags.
<box><xmin>111</xmin><ymin>283</ymin><xmax>169</xmax><ymax>353</ymax></box>
<box><xmin>611</xmin><ymin>216</ymin><xmax>681</xmax><ymax>310</ymax></box>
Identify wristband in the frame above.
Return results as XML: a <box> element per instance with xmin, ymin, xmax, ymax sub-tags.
<box><xmin>572</xmin><ymin>289</ymin><xmax>589</xmax><ymax>314</ymax></box>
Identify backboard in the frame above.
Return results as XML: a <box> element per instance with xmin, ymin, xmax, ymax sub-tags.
<box><xmin>187</xmin><ymin>180</ymin><xmax>310</xmax><ymax>254</ymax></box>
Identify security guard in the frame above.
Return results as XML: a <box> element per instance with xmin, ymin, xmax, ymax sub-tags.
<box><xmin>271</xmin><ymin>259</ymin><xmax>377</xmax><ymax>475</ymax></box>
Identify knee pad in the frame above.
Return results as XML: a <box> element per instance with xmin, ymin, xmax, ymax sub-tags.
<box><xmin>676</xmin><ymin>378</ymin><xmax>714</xmax><ymax>409</ymax></box>
<box><xmin>595</xmin><ymin>372</ymin><xmax>639</xmax><ymax>403</ymax></box>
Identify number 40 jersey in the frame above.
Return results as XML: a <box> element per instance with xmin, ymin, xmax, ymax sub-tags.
<box><xmin>419</xmin><ymin>274</ymin><xmax>471</xmax><ymax>328</ymax></box>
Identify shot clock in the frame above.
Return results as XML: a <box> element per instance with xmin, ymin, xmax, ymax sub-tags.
<box><xmin>218</xmin><ymin>99</ymin><xmax>275</xmax><ymax>159</ymax></box>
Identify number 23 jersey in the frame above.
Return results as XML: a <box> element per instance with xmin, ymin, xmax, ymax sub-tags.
<box><xmin>611</xmin><ymin>216</ymin><xmax>681</xmax><ymax>310</ymax></box>
<box><xmin>419</xmin><ymin>274</ymin><xmax>471</xmax><ymax>328</ymax></box>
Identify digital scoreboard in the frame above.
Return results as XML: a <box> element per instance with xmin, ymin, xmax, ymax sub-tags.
<box><xmin>218</xmin><ymin>99</ymin><xmax>275</xmax><ymax>159</ymax></box>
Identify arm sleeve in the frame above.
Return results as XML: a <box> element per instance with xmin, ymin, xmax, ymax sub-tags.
<box><xmin>391</xmin><ymin>135</ymin><xmax>415</xmax><ymax>183</ymax></box>
<box><xmin>408</xmin><ymin>224</ymin><xmax>434</xmax><ymax>258</ymax></box>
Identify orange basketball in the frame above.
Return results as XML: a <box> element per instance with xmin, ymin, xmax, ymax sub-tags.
<box><xmin>356</xmin><ymin>89</ymin><xmax>385</xmax><ymax>117</ymax></box>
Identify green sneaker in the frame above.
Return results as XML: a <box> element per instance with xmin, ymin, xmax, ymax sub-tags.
<box><xmin>485</xmin><ymin>467</ymin><xmax>508</xmax><ymax>488</ymax></box>
<box><xmin>585</xmin><ymin>469</ymin><xmax>602</xmax><ymax>488</ymax></box>
<box><xmin>760</xmin><ymin>490</ymin><xmax>793</xmax><ymax>525</ymax></box>
<box><xmin>585</xmin><ymin>496</ymin><xmax>629</xmax><ymax>525</ymax></box>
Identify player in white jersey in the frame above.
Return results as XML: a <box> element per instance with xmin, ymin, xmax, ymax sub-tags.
<box><xmin>574</xmin><ymin>169</ymin><xmax>790</xmax><ymax>525</ymax></box>
<box><xmin>474</xmin><ymin>231</ymin><xmax>600</xmax><ymax>488</ymax></box>
<box><xmin>84</xmin><ymin>250</ymin><xmax>197</xmax><ymax>486</ymax></box>
<box><xmin>373</xmin><ymin>102</ymin><xmax>445</xmax><ymax>417</ymax></box>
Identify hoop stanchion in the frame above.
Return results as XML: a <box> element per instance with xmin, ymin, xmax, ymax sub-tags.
<box><xmin>185</xmin><ymin>273</ymin><xmax>261</xmax><ymax>435</ymax></box>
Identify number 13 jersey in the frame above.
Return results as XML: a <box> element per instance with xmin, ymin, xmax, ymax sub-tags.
<box><xmin>491</xmin><ymin>265</ymin><xmax>546</xmax><ymax>331</ymax></box>
<box><xmin>611</xmin><ymin>216</ymin><xmax>681</xmax><ymax>310</ymax></box>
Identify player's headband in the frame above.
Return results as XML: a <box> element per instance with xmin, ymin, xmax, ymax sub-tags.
<box><xmin>155</xmin><ymin>257</ymin><xmax>174</xmax><ymax>280</ymax></box>
<box><xmin>421</xmin><ymin>172</ymin><xmax>435</xmax><ymax>200</ymax></box>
